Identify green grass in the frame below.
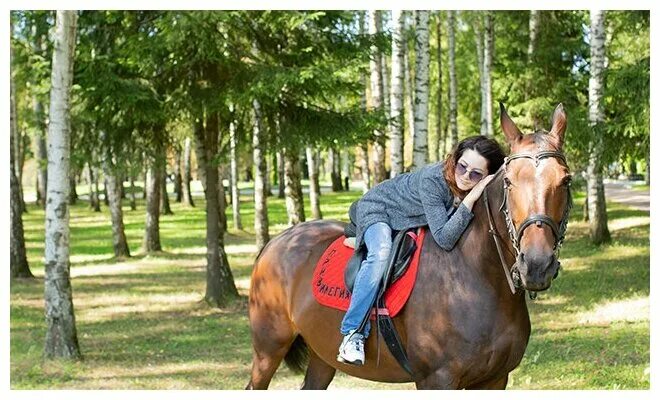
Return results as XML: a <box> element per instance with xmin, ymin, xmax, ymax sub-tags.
<box><xmin>11</xmin><ymin>185</ymin><xmax>649</xmax><ymax>389</ymax></box>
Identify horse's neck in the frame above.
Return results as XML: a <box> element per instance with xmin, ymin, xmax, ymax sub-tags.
<box><xmin>458</xmin><ymin>175</ymin><xmax>518</xmax><ymax>289</ymax></box>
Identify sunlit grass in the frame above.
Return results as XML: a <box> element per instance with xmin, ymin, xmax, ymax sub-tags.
<box><xmin>10</xmin><ymin>184</ymin><xmax>648</xmax><ymax>389</ymax></box>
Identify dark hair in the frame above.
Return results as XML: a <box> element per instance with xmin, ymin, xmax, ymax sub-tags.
<box><xmin>443</xmin><ymin>135</ymin><xmax>506</xmax><ymax>197</ymax></box>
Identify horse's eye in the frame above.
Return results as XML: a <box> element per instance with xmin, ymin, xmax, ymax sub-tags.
<box><xmin>562</xmin><ymin>175</ymin><xmax>573</xmax><ymax>187</ymax></box>
<box><xmin>504</xmin><ymin>177</ymin><xmax>512</xmax><ymax>187</ymax></box>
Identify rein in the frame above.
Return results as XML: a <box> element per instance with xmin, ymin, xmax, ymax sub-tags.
<box><xmin>483</xmin><ymin>150</ymin><xmax>573</xmax><ymax>296</ymax></box>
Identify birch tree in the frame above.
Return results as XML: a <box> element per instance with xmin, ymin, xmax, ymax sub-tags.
<box><xmin>484</xmin><ymin>12</ymin><xmax>494</xmax><ymax>137</ymax></box>
<box><xmin>586</xmin><ymin>10</ymin><xmax>611</xmax><ymax>244</ymax></box>
<box><xmin>390</xmin><ymin>9</ymin><xmax>405</xmax><ymax>177</ymax></box>
<box><xmin>44</xmin><ymin>10</ymin><xmax>81</xmax><ymax>359</ymax></box>
<box><xmin>412</xmin><ymin>10</ymin><xmax>430</xmax><ymax>170</ymax></box>
<box><xmin>11</xmin><ymin>42</ymin><xmax>33</xmax><ymax>279</ymax></box>
<box><xmin>447</xmin><ymin>10</ymin><xmax>459</xmax><ymax>149</ymax></box>
<box><xmin>229</xmin><ymin>108</ymin><xmax>243</xmax><ymax>230</ymax></box>
<box><xmin>368</xmin><ymin>10</ymin><xmax>387</xmax><ymax>184</ymax></box>
<box><xmin>253</xmin><ymin>100</ymin><xmax>270</xmax><ymax>251</ymax></box>
<box><xmin>182</xmin><ymin>136</ymin><xmax>195</xmax><ymax>206</ymax></box>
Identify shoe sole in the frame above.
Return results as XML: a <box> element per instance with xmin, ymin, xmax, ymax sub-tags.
<box><xmin>336</xmin><ymin>355</ymin><xmax>364</xmax><ymax>366</ymax></box>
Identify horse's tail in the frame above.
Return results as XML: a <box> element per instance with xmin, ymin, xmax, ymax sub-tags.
<box><xmin>284</xmin><ymin>335</ymin><xmax>309</xmax><ymax>374</ymax></box>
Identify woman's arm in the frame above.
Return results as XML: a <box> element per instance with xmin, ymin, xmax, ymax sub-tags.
<box><xmin>419</xmin><ymin>177</ymin><xmax>474</xmax><ymax>251</ymax></box>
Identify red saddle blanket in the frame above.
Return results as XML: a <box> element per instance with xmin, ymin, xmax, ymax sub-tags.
<box><xmin>311</xmin><ymin>228</ymin><xmax>426</xmax><ymax>319</ymax></box>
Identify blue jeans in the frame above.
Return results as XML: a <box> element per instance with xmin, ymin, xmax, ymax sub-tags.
<box><xmin>340</xmin><ymin>222</ymin><xmax>392</xmax><ymax>337</ymax></box>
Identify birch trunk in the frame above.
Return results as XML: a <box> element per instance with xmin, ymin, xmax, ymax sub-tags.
<box><xmin>35</xmin><ymin>103</ymin><xmax>48</xmax><ymax>208</ymax></box>
<box><xmin>276</xmin><ymin>150</ymin><xmax>285</xmax><ymax>199</ymax></box>
<box><xmin>412</xmin><ymin>10</ymin><xmax>430</xmax><ymax>170</ymax></box>
<box><xmin>252</xmin><ymin>100</ymin><xmax>270</xmax><ymax>251</ymax></box>
<box><xmin>404</xmin><ymin>15</ymin><xmax>416</xmax><ymax>151</ymax></box>
<box><xmin>160</xmin><ymin>157</ymin><xmax>173</xmax><ymax>215</ymax></box>
<box><xmin>93</xmin><ymin>166</ymin><xmax>101</xmax><ymax>211</ymax></box>
<box><xmin>586</xmin><ymin>10</ymin><xmax>611</xmax><ymax>244</ymax></box>
<box><xmin>390</xmin><ymin>9</ymin><xmax>405</xmax><ymax>177</ymax></box>
<box><xmin>129</xmin><ymin>171</ymin><xmax>137</xmax><ymax>210</ymax></box>
<box><xmin>359</xmin><ymin>11</ymin><xmax>371</xmax><ymax>191</ymax></box>
<box><xmin>143</xmin><ymin>162</ymin><xmax>162</xmax><ymax>252</ymax></box>
<box><xmin>475</xmin><ymin>15</ymin><xmax>487</xmax><ymax>136</ymax></box>
<box><xmin>43</xmin><ymin>10</ymin><xmax>80</xmax><ymax>359</ymax></box>
<box><xmin>284</xmin><ymin>145</ymin><xmax>305</xmax><ymax>226</ymax></box>
<box><xmin>11</xmin><ymin>34</ymin><xmax>26</xmax><ymax>213</ymax></box>
<box><xmin>447</xmin><ymin>10</ymin><xmax>459</xmax><ymax>149</ymax></box>
<box><xmin>11</xmin><ymin>53</ymin><xmax>33</xmax><ymax>278</ymax></box>
<box><xmin>182</xmin><ymin>137</ymin><xmax>195</xmax><ymax>207</ymax></box>
<box><xmin>230</xmin><ymin>112</ymin><xmax>243</xmax><ymax>230</ymax></box>
<box><xmin>436</xmin><ymin>12</ymin><xmax>445</xmax><ymax>160</ymax></box>
<box><xmin>484</xmin><ymin>12</ymin><xmax>494</xmax><ymax>137</ymax></box>
<box><xmin>369</xmin><ymin>10</ymin><xmax>387</xmax><ymax>184</ymax></box>
<box><xmin>306</xmin><ymin>147</ymin><xmax>322</xmax><ymax>220</ymax></box>
<box><xmin>528</xmin><ymin>10</ymin><xmax>540</xmax><ymax>61</ymax></box>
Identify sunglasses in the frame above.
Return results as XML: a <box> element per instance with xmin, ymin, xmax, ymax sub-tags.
<box><xmin>456</xmin><ymin>161</ymin><xmax>485</xmax><ymax>183</ymax></box>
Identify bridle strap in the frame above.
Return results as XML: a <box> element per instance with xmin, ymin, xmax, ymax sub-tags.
<box><xmin>484</xmin><ymin>150</ymin><xmax>572</xmax><ymax>296</ymax></box>
<box><xmin>484</xmin><ymin>182</ymin><xmax>517</xmax><ymax>295</ymax></box>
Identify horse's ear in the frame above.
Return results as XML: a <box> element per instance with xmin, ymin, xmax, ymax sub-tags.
<box><xmin>548</xmin><ymin>103</ymin><xmax>567</xmax><ymax>149</ymax></box>
<box><xmin>499</xmin><ymin>103</ymin><xmax>522</xmax><ymax>145</ymax></box>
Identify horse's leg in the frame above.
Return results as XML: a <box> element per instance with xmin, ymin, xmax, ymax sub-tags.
<box><xmin>300</xmin><ymin>351</ymin><xmax>336</xmax><ymax>390</ymax></box>
<box><xmin>466</xmin><ymin>375</ymin><xmax>509</xmax><ymax>390</ymax></box>
<box><xmin>414</xmin><ymin>369</ymin><xmax>460</xmax><ymax>390</ymax></box>
<box><xmin>246</xmin><ymin>311</ymin><xmax>297</xmax><ymax>389</ymax></box>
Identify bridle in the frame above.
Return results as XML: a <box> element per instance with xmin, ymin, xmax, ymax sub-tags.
<box><xmin>484</xmin><ymin>150</ymin><xmax>573</xmax><ymax>296</ymax></box>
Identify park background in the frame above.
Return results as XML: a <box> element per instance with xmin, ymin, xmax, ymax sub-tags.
<box><xmin>9</xmin><ymin>9</ymin><xmax>650</xmax><ymax>389</ymax></box>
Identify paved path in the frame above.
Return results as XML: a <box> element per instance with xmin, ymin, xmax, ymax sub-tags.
<box><xmin>603</xmin><ymin>179</ymin><xmax>650</xmax><ymax>212</ymax></box>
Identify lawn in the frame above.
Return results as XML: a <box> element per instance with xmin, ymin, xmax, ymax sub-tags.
<box><xmin>10</xmin><ymin>184</ymin><xmax>650</xmax><ymax>389</ymax></box>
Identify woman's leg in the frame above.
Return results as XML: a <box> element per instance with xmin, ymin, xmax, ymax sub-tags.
<box><xmin>340</xmin><ymin>222</ymin><xmax>392</xmax><ymax>338</ymax></box>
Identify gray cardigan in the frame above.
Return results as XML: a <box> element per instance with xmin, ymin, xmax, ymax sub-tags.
<box><xmin>354</xmin><ymin>161</ymin><xmax>474</xmax><ymax>252</ymax></box>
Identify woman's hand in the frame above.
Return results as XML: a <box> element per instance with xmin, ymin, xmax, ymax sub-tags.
<box><xmin>462</xmin><ymin>174</ymin><xmax>495</xmax><ymax>210</ymax></box>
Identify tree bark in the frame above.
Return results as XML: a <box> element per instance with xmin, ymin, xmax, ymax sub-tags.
<box><xmin>127</xmin><ymin>169</ymin><xmax>136</xmax><ymax>210</ymax></box>
<box><xmin>329</xmin><ymin>148</ymin><xmax>342</xmax><ymax>192</ymax></box>
<box><xmin>69</xmin><ymin>174</ymin><xmax>78</xmax><ymax>205</ymax></box>
<box><xmin>404</xmin><ymin>14</ymin><xmax>416</xmax><ymax>153</ymax></box>
<box><xmin>43</xmin><ymin>10</ymin><xmax>81</xmax><ymax>360</ymax></box>
<box><xmin>11</xmin><ymin>32</ymin><xmax>26</xmax><ymax>213</ymax></box>
<box><xmin>143</xmin><ymin>160</ymin><xmax>162</xmax><ymax>252</ymax></box>
<box><xmin>436</xmin><ymin>12</ymin><xmax>446</xmax><ymax>160</ymax></box>
<box><xmin>306</xmin><ymin>146</ymin><xmax>322</xmax><ymax>219</ymax></box>
<box><xmin>230</xmin><ymin>112</ymin><xmax>243</xmax><ymax>230</ymax></box>
<box><xmin>87</xmin><ymin>162</ymin><xmax>99</xmax><ymax>211</ymax></box>
<box><xmin>252</xmin><ymin>100</ymin><xmax>270</xmax><ymax>252</ymax></box>
<box><xmin>276</xmin><ymin>149</ymin><xmax>285</xmax><ymax>199</ymax></box>
<box><xmin>484</xmin><ymin>12</ymin><xmax>494</xmax><ymax>137</ymax></box>
<box><xmin>390</xmin><ymin>9</ymin><xmax>405</xmax><ymax>178</ymax></box>
<box><xmin>284</xmin><ymin>145</ymin><xmax>305</xmax><ymax>226</ymax></box>
<box><xmin>103</xmin><ymin>156</ymin><xmax>131</xmax><ymax>258</ymax></box>
<box><xmin>160</xmin><ymin>156</ymin><xmax>173</xmax><ymax>216</ymax></box>
<box><xmin>447</xmin><ymin>10</ymin><xmax>459</xmax><ymax>150</ymax></box>
<box><xmin>11</xmin><ymin>48</ymin><xmax>33</xmax><ymax>279</ymax></box>
<box><xmin>198</xmin><ymin>109</ymin><xmax>238</xmax><ymax>307</ymax></box>
<box><xmin>369</xmin><ymin>10</ymin><xmax>387</xmax><ymax>184</ymax></box>
<box><xmin>35</xmin><ymin>105</ymin><xmax>48</xmax><ymax>208</ymax></box>
<box><xmin>586</xmin><ymin>10</ymin><xmax>611</xmax><ymax>245</ymax></box>
<box><xmin>527</xmin><ymin>10</ymin><xmax>540</xmax><ymax>61</ymax></box>
<box><xmin>475</xmin><ymin>15</ymin><xmax>487</xmax><ymax>136</ymax></box>
<box><xmin>182</xmin><ymin>137</ymin><xmax>195</xmax><ymax>207</ymax></box>
<box><xmin>174</xmin><ymin>146</ymin><xmax>183</xmax><ymax>203</ymax></box>
<box><xmin>412</xmin><ymin>10</ymin><xmax>430</xmax><ymax>170</ymax></box>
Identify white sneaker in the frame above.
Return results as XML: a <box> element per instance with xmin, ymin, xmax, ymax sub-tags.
<box><xmin>336</xmin><ymin>330</ymin><xmax>365</xmax><ymax>366</ymax></box>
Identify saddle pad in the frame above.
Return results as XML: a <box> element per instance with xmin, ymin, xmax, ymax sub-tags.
<box><xmin>311</xmin><ymin>228</ymin><xmax>426</xmax><ymax>319</ymax></box>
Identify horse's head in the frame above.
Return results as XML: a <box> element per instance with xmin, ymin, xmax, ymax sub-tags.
<box><xmin>498</xmin><ymin>103</ymin><xmax>572</xmax><ymax>292</ymax></box>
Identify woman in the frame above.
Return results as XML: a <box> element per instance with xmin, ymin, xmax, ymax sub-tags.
<box><xmin>337</xmin><ymin>135</ymin><xmax>506</xmax><ymax>366</ymax></box>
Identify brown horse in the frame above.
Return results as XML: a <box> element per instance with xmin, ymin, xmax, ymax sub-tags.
<box><xmin>246</xmin><ymin>104</ymin><xmax>572</xmax><ymax>389</ymax></box>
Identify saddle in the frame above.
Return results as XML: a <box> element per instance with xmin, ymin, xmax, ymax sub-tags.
<box><xmin>342</xmin><ymin>200</ymin><xmax>417</xmax><ymax>376</ymax></box>
<box><xmin>343</xmin><ymin>201</ymin><xmax>417</xmax><ymax>292</ymax></box>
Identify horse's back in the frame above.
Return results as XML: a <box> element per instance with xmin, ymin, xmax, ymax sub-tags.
<box><xmin>249</xmin><ymin>220</ymin><xmax>345</xmax><ymax>312</ymax></box>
